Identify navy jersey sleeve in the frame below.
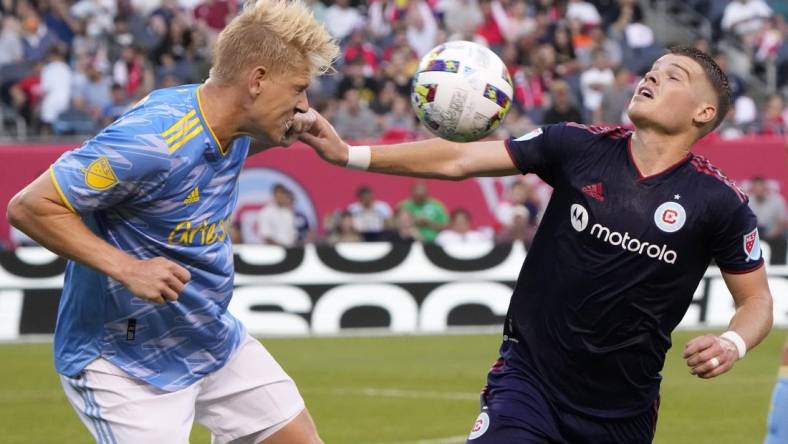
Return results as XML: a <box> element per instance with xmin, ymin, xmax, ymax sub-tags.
<box><xmin>710</xmin><ymin>201</ymin><xmax>765</xmax><ymax>273</ymax></box>
<box><xmin>50</xmin><ymin>124</ymin><xmax>171</xmax><ymax>214</ymax></box>
<box><xmin>505</xmin><ymin>124</ymin><xmax>567</xmax><ymax>185</ymax></box>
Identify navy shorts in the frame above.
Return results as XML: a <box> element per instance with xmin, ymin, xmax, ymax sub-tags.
<box><xmin>466</xmin><ymin>359</ymin><xmax>659</xmax><ymax>444</ymax></box>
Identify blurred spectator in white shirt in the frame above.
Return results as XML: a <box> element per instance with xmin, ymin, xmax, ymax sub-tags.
<box><xmin>722</xmin><ymin>0</ymin><xmax>772</xmax><ymax>39</ymax></box>
<box><xmin>348</xmin><ymin>185</ymin><xmax>393</xmax><ymax>241</ymax></box>
<box><xmin>40</xmin><ymin>47</ymin><xmax>72</xmax><ymax>125</ymax></box>
<box><xmin>0</xmin><ymin>16</ymin><xmax>23</xmax><ymax>66</ymax></box>
<box><xmin>257</xmin><ymin>184</ymin><xmax>298</xmax><ymax>247</ymax></box>
<box><xmin>435</xmin><ymin>208</ymin><xmax>493</xmax><ymax>246</ymax></box>
<box><xmin>324</xmin><ymin>0</ymin><xmax>364</xmax><ymax>41</ymax></box>
<box><xmin>406</xmin><ymin>0</ymin><xmax>438</xmax><ymax>57</ymax></box>
<box><xmin>566</xmin><ymin>0</ymin><xmax>601</xmax><ymax>27</ymax></box>
<box><xmin>749</xmin><ymin>176</ymin><xmax>787</xmax><ymax>241</ymax></box>
<box><xmin>580</xmin><ymin>49</ymin><xmax>615</xmax><ymax>113</ymax></box>
<box><xmin>437</xmin><ymin>0</ymin><xmax>482</xmax><ymax>41</ymax></box>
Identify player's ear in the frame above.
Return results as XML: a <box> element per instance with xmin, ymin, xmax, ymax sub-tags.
<box><xmin>693</xmin><ymin>102</ymin><xmax>716</xmax><ymax>127</ymax></box>
<box><xmin>248</xmin><ymin>66</ymin><xmax>269</xmax><ymax>97</ymax></box>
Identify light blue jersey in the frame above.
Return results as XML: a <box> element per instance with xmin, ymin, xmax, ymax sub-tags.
<box><xmin>50</xmin><ymin>84</ymin><xmax>250</xmax><ymax>391</ymax></box>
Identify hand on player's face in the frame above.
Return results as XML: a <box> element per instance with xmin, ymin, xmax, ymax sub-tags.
<box><xmin>683</xmin><ymin>334</ymin><xmax>739</xmax><ymax>379</ymax></box>
<box><xmin>298</xmin><ymin>109</ymin><xmax>349</xmax><ymax>166</ymax></box>
<box><xmin>119</xmin><ymin>257</ymin><xmax>191</xmax><ymax>304</ymax></box>
<box><xmin>280</xmin><ymin>109</ymin><xmax>317</xmax><ymax>147</ymax></box>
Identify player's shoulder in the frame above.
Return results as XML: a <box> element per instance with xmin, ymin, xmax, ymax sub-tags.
<box><xmin>124</xmin><ymin>85</ymin><xmax>200</xmax><ymax>131</ymax></box>
<box><xmin>686</xmin><ymin>153</ymin><xmax>749</xmax><ymax>207</ymax></box>
<box><xmin>560</xmin><ymin>122</ymin><xmax>633</xmax><ymax>143</ymax></box>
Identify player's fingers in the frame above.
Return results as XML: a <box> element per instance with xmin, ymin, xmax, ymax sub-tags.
<box><xmin>683</xmin><ymin>335</ymin><xmax>716</xmax><ymax>358</ymax></box>
<box><xmin>169</xmin><ymin>262</ymin><xmax>191</xmax><ymax>283</ymax></box>
<box><xmin>697</xmin><ymin>358</ymin><xmax>735</xmax><ymax>379</ymax></box>
<box><xmin>160</xmin><ymin>285</ymin><xmax>179</xmax><ymax>302</ymax></box>
<box><xmin>165</xmin><ymin>274</ymin><xmax>185</xmax><ymax>294</ymax></box>
<box><xmin>685</xmin><ymin>342</ymin><xmax>723</xmax><ymax>367</ymax></box>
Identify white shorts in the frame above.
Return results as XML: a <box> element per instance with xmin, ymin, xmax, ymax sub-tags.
<box><xmin>60</xmin><ymin>334</ymin><xmax>305</xmax><ymax>444</ymax></box>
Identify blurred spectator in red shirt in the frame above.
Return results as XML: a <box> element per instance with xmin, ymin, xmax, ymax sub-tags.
<box><xmin>194</xmin><ymin>0</ymin><xmax>236</xmax><ymax>32</ymax></box>
<box><xmin>343</xmin><ymin>28</ymin><xmax>379</xmax><ymax>75</ymax></box>
<box><xmin>10</xmin><ymin>61</ymin><xmax>43</xmax><ymax>125</ymax></box>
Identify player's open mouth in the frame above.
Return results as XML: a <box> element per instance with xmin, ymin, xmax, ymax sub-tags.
<box><xmin>637</xmin><ymin>87</ymin><xmax>654</xmax><ymax>99</ymax></box>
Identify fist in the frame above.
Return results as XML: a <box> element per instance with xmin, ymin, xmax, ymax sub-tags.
<box><xmin>119</xmin><ymin>257</ymin><xmax>191</xmax><ymax>304</ymax></box>
<box><xmin>683</xmin><ymin>334</ymin><xmax>739</xmax><ymax>379</ymax></box>
<box><xmin>281</xmin><ymin>109</ymin><xmax>318</xmax><ymax>146</ymax></box>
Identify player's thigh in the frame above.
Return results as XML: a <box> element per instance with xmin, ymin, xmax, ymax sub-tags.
<box><xmin>465</xmin><ymin>385</ymin><xmax>563</xmax><ymax>443</ymax></box>
<box><xmin>558</xmin><ymin>399</ymin><xmax>658</xmax><ymax>444</ymax></box>
<box><xmin>766</xmin><ymin>379</ymin><xmax>788</xmax><ymax>444</ymax></box>
<box><xmin>196</xmin><ymin>334</ymin><xmax>308</xmax><ymax>444</ymax></box>
<box><xmin>60</xmin><ymin>358</ymin><xmax>198</xmax><ymax>443</ymax></box>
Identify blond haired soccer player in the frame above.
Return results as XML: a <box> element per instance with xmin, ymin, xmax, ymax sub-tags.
<box><xmin>6</xmin><ymin>1</ymin><xmax>337</xmax><ymax>442</ymax></box>
<box><xmin>301</xmin><ymin>46</ymin><xmax>774</xmax><ymax>443</ymax></box>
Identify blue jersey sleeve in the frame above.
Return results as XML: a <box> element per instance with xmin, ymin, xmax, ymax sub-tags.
<box><xmin>710</xmin><ymin>202</ymin><xmax>765</xmax><ymax>273</ymax></box>
<box><xmin>50</xmin><ymin>124</ymin><xmax>171</xmax><ymax>214</ymax></box>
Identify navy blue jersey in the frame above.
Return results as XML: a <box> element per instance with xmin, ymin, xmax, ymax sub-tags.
<box><xmin>502</xmin><ymin>122</ymin><xmax>764</xmax><ymax>418</ymax></box>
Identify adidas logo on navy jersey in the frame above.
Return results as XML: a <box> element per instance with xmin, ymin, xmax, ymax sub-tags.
<box><xmin>183</xmin><ymin>187</ymin><xmax>200</xmax><ymax>205</ymax></box>
<box><xmin>571</xmin><ymin>204</ymin><xmax>677</xmax><ymax>264</ymax></box>
<box><xmin>581</xmin><ymin>182</ymin><xmax>605</xmax><ymax>202</ymax></box>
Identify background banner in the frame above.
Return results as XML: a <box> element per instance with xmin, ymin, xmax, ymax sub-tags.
<box><xmin>1</xmin><ymin>243</ymin><xmax>786</xmax><ymax>340</ymax></box>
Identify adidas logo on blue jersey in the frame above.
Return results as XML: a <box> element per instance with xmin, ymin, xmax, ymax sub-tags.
<box><xmin>183</xmin><ymin>187</ymin><xmax>200</xmax><ymax>204</ymax></box>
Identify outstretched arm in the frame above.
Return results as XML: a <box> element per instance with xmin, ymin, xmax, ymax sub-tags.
<box><xmin>683</xmin><ymin>266</ymin><xmax>773</xmax><ymax>378</ymax></box>
<box><xmin>299</xmin><ymin>110</ymin><xmax>519</xmax><ymax>179</ymax></box>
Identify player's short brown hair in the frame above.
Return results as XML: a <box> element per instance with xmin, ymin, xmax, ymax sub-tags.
<box><xmin>211</xmin><ymin>0</ymin><xmax>338</xmax><ymax>84</ymax></box>
<box><xmin>667</xmin><ymin>46</ymin><xmax>731</xmax><ymax>131</ymax></box>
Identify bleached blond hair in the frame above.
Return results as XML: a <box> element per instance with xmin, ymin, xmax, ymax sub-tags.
<box><xmin>210</xmin><ymin>0</ymin><xmax>338</xmax><ymax>84</ymax></box>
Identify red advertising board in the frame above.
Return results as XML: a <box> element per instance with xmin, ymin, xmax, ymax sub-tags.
<box><xmin>1</xmin><ymin>136</ymin><xmax>786</xmax><ymax>247</ymax></box>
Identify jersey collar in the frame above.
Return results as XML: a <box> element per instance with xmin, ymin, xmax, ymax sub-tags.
<box><xmin>195</xmin><ymin>85</ymin><xmax>228</xmax><ymax>156</ymax></box>
<box><xmin>627</xmin><ymin>135</ymin><xmax>692</xmax><ymax>183</ymax></box>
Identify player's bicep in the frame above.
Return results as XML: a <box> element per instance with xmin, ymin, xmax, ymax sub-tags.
<box><xmin>9</xmin><ymin>169</ymin><xmax>77</xmax><ymax>222</ymax></box>
<box><xmin>457</xmin><ymin>140</ymin><xmax>520</xmax><ymax>177</ymax></box>
<box><xmin>721</xmin><ymin>266</ymin><xmax>770</xmax><ymax>309</ymax></box>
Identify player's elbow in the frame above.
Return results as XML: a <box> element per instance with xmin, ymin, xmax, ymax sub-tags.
<box><xmin>6</xmin><ymin>190</ymin><xmax>31</xmax><ymax>230</ymax></box>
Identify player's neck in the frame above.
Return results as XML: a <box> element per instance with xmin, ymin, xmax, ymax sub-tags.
<box><xmin>197</xmin><ymin>81</ymin><xmax>244</xmax><ymax>150</ymax></box>
<box><xmin>630</xmin><ymin>129</ymin><xmax>693</xmax><ymax>178</ymax></box>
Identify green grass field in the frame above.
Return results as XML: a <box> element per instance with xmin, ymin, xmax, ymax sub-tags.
<box><xmin>0</xmin><ymin>330</ymin><xmax>783</xmax><ymax>443</ymax></box>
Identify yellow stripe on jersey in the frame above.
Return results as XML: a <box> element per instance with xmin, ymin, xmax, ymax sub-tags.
<box><xmin>49</xmin><ymin>165</ymin><xmax>77</xmax><ymax>214</ymax></box>
<box><xmin>164</xmin><ymin>118</ymin><xmax>200</xmax><ymax>145</ymax></box>
<box><xmin>161</xmin><ymin>109</ymin><xmax>197</xmax><ymax>138</ymax></box>
<box><xmin>168</xmin><ymin>126</ymin><xmax>204</xmax><ymax>153</ymax></box>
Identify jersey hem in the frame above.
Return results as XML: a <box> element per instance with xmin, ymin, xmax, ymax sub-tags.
<box><xmin>503</xmin><ymin>139</ymin><xmax>524</xmax><ymax>174</ymax></box>
<box><xmin>49</xmin><ymin>165</ymin><xmax>78</xmax><ymax>214</ymax></box>
<box><xmin>718</xmin><ymin>260</ymin><xmax>765</xmax><ymax>275</ymax></box>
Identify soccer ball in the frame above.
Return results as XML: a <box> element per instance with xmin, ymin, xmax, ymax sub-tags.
<box><xmin>411</xmin><ymin>41</ymin><xmax>513</xmax><ymax>142</ymax></box>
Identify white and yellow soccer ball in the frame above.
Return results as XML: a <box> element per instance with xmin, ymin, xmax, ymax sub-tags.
<box><xmin>411</xmin><ymin>40</ymin><xmax>514</xmax><ymax>142</ymax></box>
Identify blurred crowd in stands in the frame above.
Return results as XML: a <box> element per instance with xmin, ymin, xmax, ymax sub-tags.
<box><xmin>1</xmin><ymin>0</ymin><xmax>787</xmax><ymax>251</ymax></box>
<box><xmin>0</xmin><ymin>0</ymin><xmax>786</xmax><ymax>139</ymax></box>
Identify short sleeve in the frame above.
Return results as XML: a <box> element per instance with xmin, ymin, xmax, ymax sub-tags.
<box><xmin>505</xmin><ymin>124</ymin><xmax>566</xmax><ymax>185</ymax></box>
<box><xmin>50</xmin><ymin>126</ymin><xmax>170</xmax><ymax>214</ymax></box>
<box><xmin>710</xmin><ymin>202</ymin><xmax>765</xmax><ymax>274</ymax></box>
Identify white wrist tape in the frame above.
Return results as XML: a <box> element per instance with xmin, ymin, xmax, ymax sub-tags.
<box><xmin>345</xmin><ymin>145</ymin><xmax>371</xmax><ymax>170</ymax></box>
<box><xmin>720</xmin><ymin>331</ymin><xmax>746</xmax><ymax>359</ymax></box>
